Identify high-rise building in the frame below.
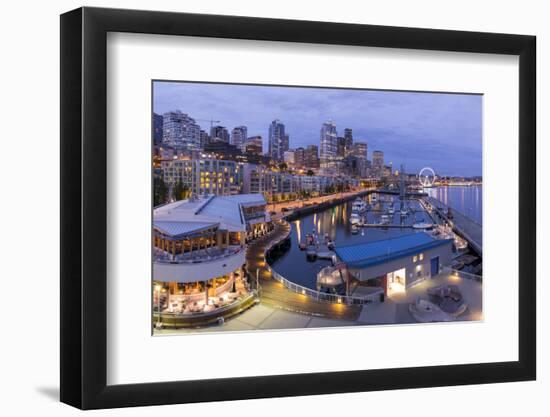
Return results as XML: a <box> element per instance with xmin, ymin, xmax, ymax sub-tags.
<box><xmin>352</xmin><ymin>142</ymin><xmax>368</xmax><ymax>160</ymax></box>
<box><xmin>231</xmin><ymin>126</ymin><xmax>248</xmax><ymax>150</ymax></box>
<box><xmin>268</xmin><ymin>119</ymin><xmax>286</xmax><ymax>161</ymax></box>
<box><xmin>210</xmin><ymin>125</ymin><xmax>230</xmax><ymax>143</ymax></box>
<box><xmin>337</xmin><ymin>137</ymin><xmax>346</xmax><ymax>158</ymax></box>
<box><xmin>153</xmin><ymin>113</ymin><xmax>163</xmax><ymax>146</ymax></box>
<box><xmin>243</xmin><ymin>136</ymin><xmax>263</xmax><ymax>155</ymax></box>
<box><xmin>372</xmin><ymin>150</ymin><xmax>384</xmax><ymax>178</ymax></box>
<box><xmin>281</xmin><ymin>134</ymin><xmax>290</xmax><ymax>155</ymax></box>
<box><xmin>283</xmin><ymin>150</ymin><xmax>295</xmax><ymax>166</ymax></box>
<box><xmin>162</xmin><ymin>110</ymin><xmax>201</xmax><ymax>151</ymax></box>
<box><xmin>304</xmin><ymin>144</ymin><xmax>320</xmax><ymax>169</ymax></box>
<box><xmin>382</xmin><ymin>165</ymin><xmax>392</xmax><ymax>178</ymax></box>
<box><xmin>344</xmin><ymin>128</ymin><xmax>353</xmax><ymax>156</ymax></box>
<box><xmin>199</xmin><ymin>130</ymin><xmax>210</xmax><ymax>148</ymax></box>
<box><xmin>320</xmin><ymin>121</ymin><xmax>338</xmax><ymax>170</ymax></box>
<box><xmin>294</xmin><ymin>147</ymin><xmax>305</xmax><ymax>168</ymax></box>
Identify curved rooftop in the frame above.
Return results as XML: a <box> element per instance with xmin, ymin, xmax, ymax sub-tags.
<box><xmin>153</xmin><ymin>194</ymin><xmax>267</xmax><ymax>237</ymax></box>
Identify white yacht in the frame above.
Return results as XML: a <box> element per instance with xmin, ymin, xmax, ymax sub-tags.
<box><xmin>412</xmin><ymin>221</ymin><xmax>434</xmax><ymax>230</ymax></box>
<box><xmin>350</xmin><ymin>212</ymin><xmax>361</xmax><ymax>225</ymax></box>
<box><xmin>352</xmin><ymin>198</ymin><xmax>367</xmax><ymax>213</ymax></box>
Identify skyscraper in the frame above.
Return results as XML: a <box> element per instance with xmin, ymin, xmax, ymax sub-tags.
<box><xmin>281</xmin><ymin>134</ymin><xmax>290</xmax><ymax>155</ymax></box>
<box><xmin>372</xmin><ymin>150</ymin><xmax>384</xmax><ymax>178</ymax></box>
<box><xmin>337</xmin><ymin>137</ymin><xmax>346</xmax><ymax>158</ymax></box>
<box><xmin>162</xmin><ymin>110</ymin><xmax>201</xmax><ymax>151</ymax></box>
<box><xmin>153</xmin><ymin>113</ymin><xmax>163</xmax><ymax>146</ymax></box>
<box><xmin>243</xmin><ymin>136</ymin><xmax>263</xmax><ymax>155</ymax></box>
<box><xmin>199</xmin><ymin>130</ymin><xmax>210</xmax><ymax>148</ymax></box>
<box><xmin>294</xmin><ymin>147</ymin><xmax>305</xmax><ymax>168</ymax></box>
<box><xmin>231</xmin><ymin>126</ymin><xmax>248</xmax><ymax>150</ymax></box>
<box><xmin>268</xmin><ymin>119</ymin><xmax>286</xmax><ymax>161</ymax></box>
<box><xmin>352</xmin><ymin>142</ymin><xmax>368</xmax><ymax>160</ymax></box>
<box><xmin>304</xmin><ymin>145</ymin><xmax>320</xmax><ymax>169</ymax></box>
<box><xmin>210</xmin><ymin>125</ymin><xmax>230</xmax><ymax>143</ymax></box>
<box><xmin>344</xmin><ymin>128</ymin><xmax>353</xmax><ymax>156</ymax></box>
<box><xmin>320</xmin><ymin>120</ymin><xmax>338</xmax><ymax>169</ymax></box>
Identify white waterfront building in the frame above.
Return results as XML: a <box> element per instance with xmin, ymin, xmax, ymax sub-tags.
<box><xmin>153</xmin><ymin>194</ymin><xmax>272</xmax><ymax>324</ymax></box>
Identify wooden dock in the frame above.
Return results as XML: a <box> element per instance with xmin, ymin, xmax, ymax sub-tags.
<box><xmin>359</xmin><ymin>223</ymin><xmax>415</xmax><ymax>229</ymax></box>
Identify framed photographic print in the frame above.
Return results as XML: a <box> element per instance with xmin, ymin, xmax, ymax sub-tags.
<box><xmin>60</xmin><ymin>6</ymin><xmax>536</xmax><ymax>410</ymax></box>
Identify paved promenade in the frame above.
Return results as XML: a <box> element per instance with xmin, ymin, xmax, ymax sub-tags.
<box><xmin>246</xmin><ymin>220</ymin><xmax>362</xmax><ymax>321</ymax></box>
<box><xmin>157</xmin><ymin>270</ymin><xmax>481</xmax><ymax>334</ymax></box>
<box><xmin>424</xmin><ymin>196</ymin><xmax>483</xmax><ymax>255</ymax></box>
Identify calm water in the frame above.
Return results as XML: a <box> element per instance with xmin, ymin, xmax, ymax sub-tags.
<box><xmin>271</xmin><ymin>194</ymin><xmax>433</xmax><ymax>290</ymax></box>
<box><xmin>426</xmin><ymin>185</ymin><xmax>483</xmax><ymax>224</ymax></box>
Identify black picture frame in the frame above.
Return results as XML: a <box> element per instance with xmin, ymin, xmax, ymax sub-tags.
<box><xmin>60</xmin><ymin>6</ymin><xmax>536</xmax><ymax>410</ymax></box>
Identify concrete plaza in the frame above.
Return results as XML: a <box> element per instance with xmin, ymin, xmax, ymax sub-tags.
<box><xmin>157</xmin><ymin>270</ymin><xmax>482</xmax><ymax>335</ymax></box>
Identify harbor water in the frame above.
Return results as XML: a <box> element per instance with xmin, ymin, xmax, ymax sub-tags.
<box><xmin>270</xmin><ymin>194</ymin><xmax>434</xmax><ymax>291</ymax></box>
<box><xmin>426</xmin><ymin>185</ymin><xmax>482</xmax><ymax>224</ymax></box>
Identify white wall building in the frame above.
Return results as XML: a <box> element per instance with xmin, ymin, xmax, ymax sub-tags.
<box><xmin>162</xmin><ymin>159</ymin><xmax>242</xmax><ymax>197</ymax></box>
<box><xmin>162</xmin><ymin>110</ymin><xmax>201</xmax><ymax>151</ymax></box>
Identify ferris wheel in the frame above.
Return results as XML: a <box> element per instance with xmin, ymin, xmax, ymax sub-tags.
<box><xmin>418</xmin><ymin>167</ymin><xmax>436</xmax><ymax>187</ymax></box>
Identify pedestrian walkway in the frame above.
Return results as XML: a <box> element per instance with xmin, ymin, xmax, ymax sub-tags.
<box><xmin>246</xmin><ymin>221</ymin><xmax>362</xmax><ymax>321</ymax></box>
<box><xmin>424</xmin><ymin>196</ymin><xmax>482</xmax><ymax>255</ymax></box>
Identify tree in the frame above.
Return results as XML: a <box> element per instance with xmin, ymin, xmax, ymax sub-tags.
<box><xmin>154</xmin><ymin>177</ymin><xmax>168</xmax><ymax>207</ymax></box>
<box><xmin>181</xmin><ymin>184</ymin><xmax>191</xmax><ymax>200</ymax></box>
<box><xmin>172</xmin><ymin>179</ymin><xmax>187</xmax><ymax>201</ymax></box>
<box><xmin>278</xmin><ymin>162</ymin><xmax>288</xmax><ymax>172</ymax></box>
<box><xmin>306</xmin><ymin>169</ymin><xmax>314</xmax><ymax>176</ymax></box>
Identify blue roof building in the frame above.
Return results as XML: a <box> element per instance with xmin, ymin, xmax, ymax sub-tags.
<box><xmin>334</xmin><ymin>233</ymin><xmax>453</xmax><ymax>297</ymax></box>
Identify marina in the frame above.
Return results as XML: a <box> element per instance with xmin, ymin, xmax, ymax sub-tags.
<box><xmin>270</xmin><ymin>187</ymin><xmax>482</xmax><ymax>293</ymax></box>
<box><xmin>149</xmin><ymin>80</ymin><xmax>485</xmax><ymax>333</ymax></box>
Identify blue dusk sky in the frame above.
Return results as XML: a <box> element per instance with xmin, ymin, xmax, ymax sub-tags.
<box><xmin>153</xmin><ymin>81</ymin><xmax>482</xmax><ymax>177</ymax></box>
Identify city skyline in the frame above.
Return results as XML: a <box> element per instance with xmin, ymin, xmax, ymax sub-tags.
<box><xmin>153</xmin><ymin>81</ymin><xmax>483</xmax><ymax>177</ymax></box>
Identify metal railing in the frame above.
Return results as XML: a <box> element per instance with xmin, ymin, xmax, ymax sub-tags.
<box><xmin>268</xmin><ymin>264</ymin><xmax>382</xmax><ymax>305</ymax></box>
<box><xmin>153</xmin><ymin>246</ymin><xmax>244</xmax><ymax>264</ymax></box>
<box><xmin>155</xmin><ymin>291</ymin><xmax>257</xmax><ymax>319</ymax></box>
<box><xmin>442</xmin><ymin>266</ymin><xmax>483</xmax><ymax>282</ymax></box>
<box><xmin>263</xmin><ymin>220</ymin><xmax>383</xmax><ymax>305</ymax></box>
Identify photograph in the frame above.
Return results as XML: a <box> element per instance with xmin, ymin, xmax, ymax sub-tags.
<box><xmin>151</xmin><ymin>81</ymin><xmax>483</xmax><ymax>334</ymax></box>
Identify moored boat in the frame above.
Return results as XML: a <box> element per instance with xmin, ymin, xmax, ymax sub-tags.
<box><xmin>350</xmin><ymin>212</ymin><xmax>361</xmax><ymax>225</ymax></box>
<box><xmin>351</xmin><ymin>198</ymin><xmax>367</xmax><ymax>213</ymax></box>
<box><xmin>412</xmin><ymin>221</ymin><xmax>434</xmax><ymax>230</ymax></box>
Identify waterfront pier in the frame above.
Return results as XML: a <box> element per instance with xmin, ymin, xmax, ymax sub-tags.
<box><xmin>245</xmin><ymin>220</ymin><xmax>362</xmax><ymax>320</ymax></box>
<box><xmin>422</xmin><ymin>196</ymin><xmax>482</xmax><ymax>255</ymax></box>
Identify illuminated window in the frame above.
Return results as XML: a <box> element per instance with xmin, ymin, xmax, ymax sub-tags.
<box><xmin>413</xmin><ymin>255</ymin><xmax>418</xmax><ymax>262</ymax></box>
<box><xmin>419</xmin><ymin>253</ymin><xmax>424</xmax><ymax>261</ymax></box>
